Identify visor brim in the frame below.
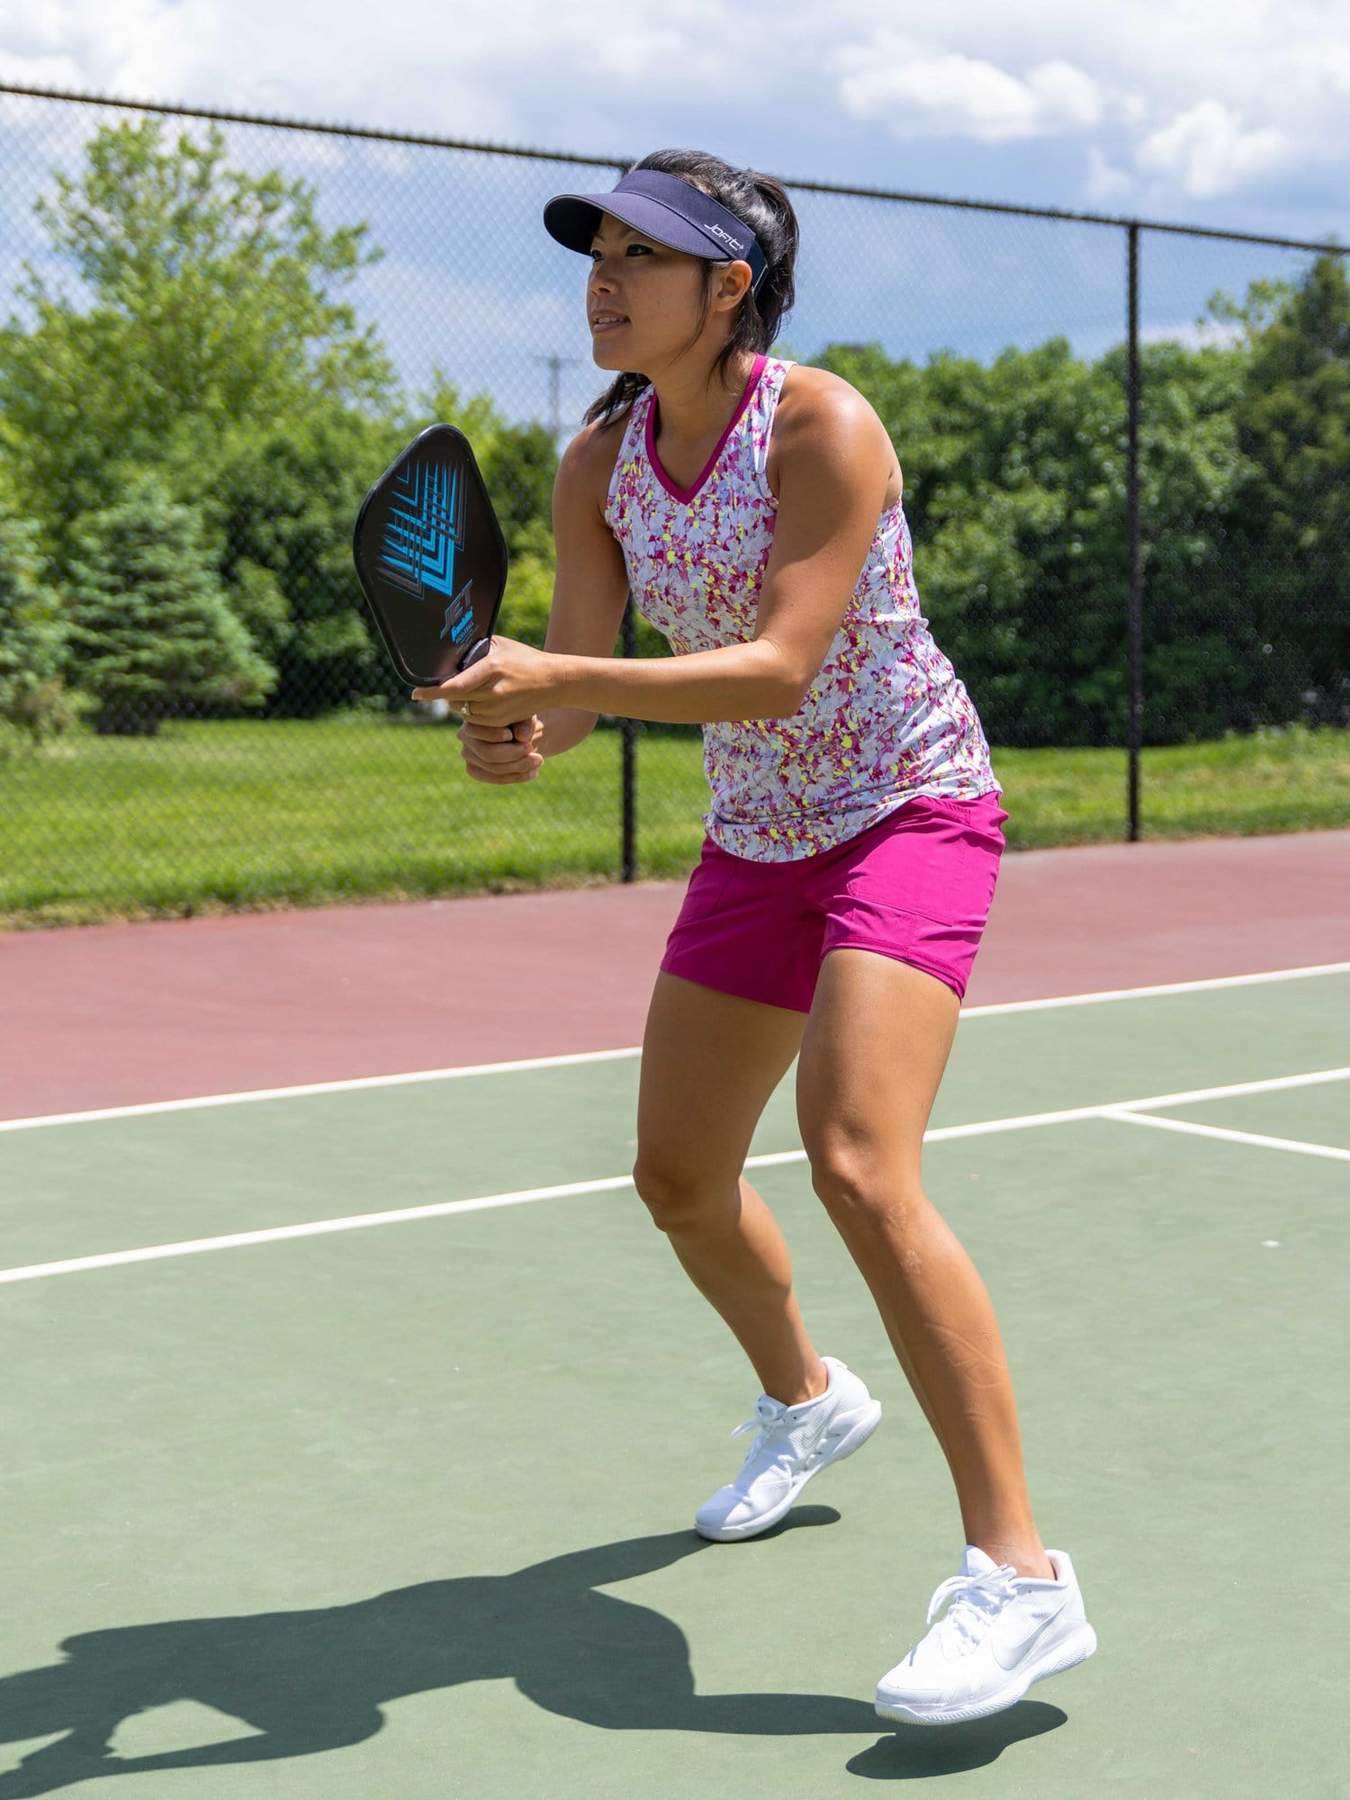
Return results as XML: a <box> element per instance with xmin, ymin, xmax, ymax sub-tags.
<box><xmin>543</xmin><ymin>191</ymin><xmax>738</xmax><ymax>264</ymax></box>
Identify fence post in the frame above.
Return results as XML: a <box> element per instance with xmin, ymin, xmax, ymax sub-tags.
<box><xmin>621</xmin><ymin>594</ymin><xmax>637</xmax><ymax>881</ymax></box>
<box><xmin>1125</xmin><ymin>221</ymin><xmax>1143</xmax><ymax>842</ymax></box>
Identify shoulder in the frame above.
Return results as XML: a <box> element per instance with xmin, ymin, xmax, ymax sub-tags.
<box><xmin>776</xmin><ymin>363</ymin><xmax>885</xmax><ymax>445</ymax></box>
<box><xmin>770</xmin><ymin>362</ymin><xmax>900</xmax><ymax>495</ymax></box>
<box><xmin>558</xmin><ymin>403</ymin><xmax>641</xmax><ymax>515</ymax></box>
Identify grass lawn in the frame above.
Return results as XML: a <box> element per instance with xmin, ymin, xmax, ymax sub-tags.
<box><xmin>1</xmin><ymin>717</ymin><xmax>1345</xmax><ymax>929</ymax></box>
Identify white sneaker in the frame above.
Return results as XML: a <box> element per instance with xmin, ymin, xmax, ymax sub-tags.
<box><xmin>694</xmin><ymin>1355</ymin><xmax>882</xmax><ymax>1542</ymax></box>
<box><xmin>875</xmin><ymin>1544</ymin><xmax>1098</xmax><ymax>1726</ymax></box>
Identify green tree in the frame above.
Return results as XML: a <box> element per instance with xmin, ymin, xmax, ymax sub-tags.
<box><xmin>1114</xmin><ymin>337</ymin><xmax>1258</xmax><ymax>740</ymax></box>
<box><xmin>413</xmin><ymin>372</ymin><xmax>559</xmax><ymax>557</ymax></box>
<box><xmin>0</xmin><ymin>508</ymin><xmax>73</xmax><ymax>745</ymax></box>
<box><xmin>1225</xmin><ymin>251</ymin><xmax>1349</xmax><ymax>724</ymax></box>
<box><xmin>819</xmin><ymin>338</ymin><xmax>1135</xmax><ymax>745</ymax></box>
<box><xmin>205</xmin><ymin>406</ymin><xmax>406</xmax><ymax>713</ymax></box>
<box><xmin>817</xmin><ymin>328</ymin><xmax>1270</xmax><ymax>746</ymax></box>
<box><xmin>66</xmin><ymin>475</ymin><xmax>274</xmax><ymax>735</ymax></box>
<box><xmin>0</xmin><ymin>117</ymin><xmax>396</xmax><ymax>575</ymax></box>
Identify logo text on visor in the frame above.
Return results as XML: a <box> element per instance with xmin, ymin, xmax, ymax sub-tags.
<box><xmin>705</xmin><ymin>223</ymin><xmax>745</xmax><ymax>252</ymax></box>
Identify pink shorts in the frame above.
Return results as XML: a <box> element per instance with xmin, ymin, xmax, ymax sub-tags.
<box><xmin>660</xmin><ymin>791</ymin><xmax>1009</xmax><ymax>1012</ymax></box>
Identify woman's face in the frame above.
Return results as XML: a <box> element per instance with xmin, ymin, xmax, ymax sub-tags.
<box><xmin>586</xmin><ymin>212</ymin><xmax>745</xmax><ymax>375</ymax></box>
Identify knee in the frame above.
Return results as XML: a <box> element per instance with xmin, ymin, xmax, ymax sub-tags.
<box><xmin>632</xmin><ymin>1154</ymin><xmax>728</xmax><ymax>1233</ymax></box>
<box><xmin>807</xmin><ymin>1142</ymin><xmax>921</xmax><ymax>1235</ymax></box>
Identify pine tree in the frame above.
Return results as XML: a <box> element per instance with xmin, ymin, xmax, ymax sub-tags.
<box><xmin>66</xmin><ymin>475</ymin><xmax>274</xmax><ymax>735</ymax></box>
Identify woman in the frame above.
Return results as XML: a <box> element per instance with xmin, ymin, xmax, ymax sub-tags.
<box><xmin>414</xmin><ymin>149</ymin><xmax>1097</xmax><ymax>1729</ymax></box>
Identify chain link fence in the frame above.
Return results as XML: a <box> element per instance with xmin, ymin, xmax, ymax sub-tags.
<box><xmin>0</xmin><ymin>84</ymin><xmax>1345</xmax><ymax>925</ymax></box>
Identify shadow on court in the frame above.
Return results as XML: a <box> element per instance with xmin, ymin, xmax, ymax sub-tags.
<box><xmin>0</xmin><ymin>1512</ymin><xmax>1066</xmax><ymax>1792</ymax></box>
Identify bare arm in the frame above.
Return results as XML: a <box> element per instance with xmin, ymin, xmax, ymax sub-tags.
<box><xmin>549</xmin><ymin>640</ymin><xmax>796</xmax><ymax>724</ymax></box>
<box><xmin>536</xmin><ymin>423</ymin><xmax>631</xmax><ymax>758</ymax></box>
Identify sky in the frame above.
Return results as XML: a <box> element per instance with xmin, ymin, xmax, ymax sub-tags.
<box><xmin>1</xmin><ymin>0</ymin><xmax>1346</xmax><ymax>436</ymax></box>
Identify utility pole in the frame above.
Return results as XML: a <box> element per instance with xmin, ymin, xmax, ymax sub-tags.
<box><xmin>535</xmin><ymin>353</ymin><xmax>583</xmax><ymax>444</ymax></box>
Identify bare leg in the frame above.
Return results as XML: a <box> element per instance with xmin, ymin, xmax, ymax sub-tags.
<box><xmin>633</xmin><ymin>972</ymin><xmax>827</xmax><ymax>1408</ymax></box>
<box><xmin>796</xmin><ymin>949</ymin><xmax>1054</xmax><ymax>1582</ymax></box>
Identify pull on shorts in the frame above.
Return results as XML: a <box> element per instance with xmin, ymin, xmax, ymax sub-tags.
<box><xmin>659</xmin><ymin>790</ymin><xmax>1009</xmax><ymax>1013</ymax></box>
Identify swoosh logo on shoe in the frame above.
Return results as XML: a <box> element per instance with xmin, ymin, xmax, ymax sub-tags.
<box><xmin>991</xmin><ymin>1601</ymin><xmax>1070</xmax><ymax>1671</ymax></box>
<box><xmin>790</xmin><ymin>1401</ymin><xmax>837</xmax><ymax>1463</ymax></box>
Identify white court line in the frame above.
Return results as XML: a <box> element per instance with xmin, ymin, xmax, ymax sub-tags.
<box><xmin>0</xmin><ymin>1047</ymin><xmax>645</xmax><ymax>1136</ymax></box>
<box><xmin>1103</xmin><ymin>1110</ymin><xmax>1350</xmax><ymax>1163</ymax></box>
<box><xmin>927</xmin><ymin>1064</ymin><xmax>1350</xmax><ymax>1138</ymax></box>
<box><xmin>2</xmin><ymin>960</ymin><xmax>1347</xmax><ymax>1137</ymax></box>
<box><xmin>948</xmin><ymin>960</ymin><xmax>1350</xmax><ymax>1016</ymax></box>
<box><xmin>2</xmin><ymin>1065</ymin><xmax>1346</xmax><ymax>1288</ymax></box>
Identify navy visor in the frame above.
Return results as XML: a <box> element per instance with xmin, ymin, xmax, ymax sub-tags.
<box><xmin>543</xmin><ymin>169</ymin><xmax>768</xmax><ymax>291</ymax></box>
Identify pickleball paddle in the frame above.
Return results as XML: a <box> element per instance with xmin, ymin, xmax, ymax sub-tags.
<box><xmin>353</xmin><ymin>423</ymin><xmax>509</xmax><ymax>689</ymax></box>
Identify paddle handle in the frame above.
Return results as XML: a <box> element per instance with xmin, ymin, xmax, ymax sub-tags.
<box><xmin>455</xmin><ymin>635</ymin><xmax>535</xmax><ymax>738</ymax></box>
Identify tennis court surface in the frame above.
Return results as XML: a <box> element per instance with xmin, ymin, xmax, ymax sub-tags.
<box><xmin>2</xmin><ymin>829</ymin><xmax>1347</xmax><ymax>1798</ymax></box>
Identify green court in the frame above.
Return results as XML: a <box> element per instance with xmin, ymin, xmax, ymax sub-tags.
<box><xmin>2</xmin><ymin>966</ymin><xmax>1346</xmax><ymax>1798</ymax></box>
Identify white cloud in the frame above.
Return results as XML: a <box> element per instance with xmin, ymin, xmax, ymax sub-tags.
<box><xmin>0</xmin><ymin>0</ymin><xmax>219</xmax><ymax>100</ymax></box>
<box><xmin>1135</xmin><ymin>100</ymin><xmax>1292</xmax><ymax>200</ymax></box>
<box><xmin>0</xmin><ymin>51</ymin><xmax>82</xmax><ymax>86</ymax></box>
<box><xmin>832</xmin><ymin>38</ymin><xmax>1104</xmax><ymax>143</ymax></box>
<box><xmin>1318</xmin><ymin>38</ymin><xmax>1350</xmax><ymax>96</ymax></box>
<box><xmin>1025</xmin><ymin>60</ymin><xmax>1104</xmax><ymax>131</ymax></box>
<box><xmin>1084</xmin><ymin>145</ymin><xmax>1132</xmax><ymax>206</ymax></box>
<box><xmin>0</xmin><ymin>0</ymin><xmax>1346</xmax><ymax>227</ymax></box>
<box><xmin>825</xmin><ymin>0</ymin><xmax>1348</xmax><ymax>211</ymax></box>
<box><xmin>1114</xmin><ymin>93</ymin><xmax>1151</xmax><ymax>129</ymax></box>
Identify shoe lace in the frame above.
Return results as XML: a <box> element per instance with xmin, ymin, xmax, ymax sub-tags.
<box><xmin>925</xmin><ymin>1563</ymin><xmax>1020</xmax><ymax>1655</ymax></box>
<box><xmin>729</xmin><ymin>1396</ymin><xmax>795</xmax><ymax>1472</ymax></box>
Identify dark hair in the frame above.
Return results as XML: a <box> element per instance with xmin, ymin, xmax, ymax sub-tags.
<box><xmin>582</xmin><ymin>148</ymin><xmax>799</xmax><ymax>427</ymax></box>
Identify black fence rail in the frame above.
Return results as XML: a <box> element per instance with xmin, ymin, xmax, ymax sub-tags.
<box><xmin>0</xmin><ymin>81</ymin><xmax>1345</xmax><ymax>919</ymax></box>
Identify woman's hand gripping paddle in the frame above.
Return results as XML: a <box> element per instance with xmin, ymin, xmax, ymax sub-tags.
<box><xmin>352</xmin><ymin>423</ymin><xmax>540</xmax><ymax>777</ymax></box>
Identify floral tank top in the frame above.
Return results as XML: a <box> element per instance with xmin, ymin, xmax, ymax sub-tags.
<box><xmin>602</xmin><ymin>352</ymin><xmax>1001</xmax><ymax>861</ymax></box>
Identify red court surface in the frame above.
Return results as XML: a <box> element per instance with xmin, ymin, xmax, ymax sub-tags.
<box><xmin>2</xmin><ymin>828</ymin><xmax>1346</xmax><ymax>1123</ymax></box>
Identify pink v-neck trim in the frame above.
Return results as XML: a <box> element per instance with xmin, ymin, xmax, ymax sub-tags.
<box><xmin>644</xmin><ymin>353</ymin><xmax>768</xmax><ymax>503</ymax></box>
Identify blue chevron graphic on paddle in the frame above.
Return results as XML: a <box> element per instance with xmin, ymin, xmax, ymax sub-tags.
<box><xmin>378</xmin><ymin>457</ymin><xmax>466</xmax><ymax>601</ymax></box>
